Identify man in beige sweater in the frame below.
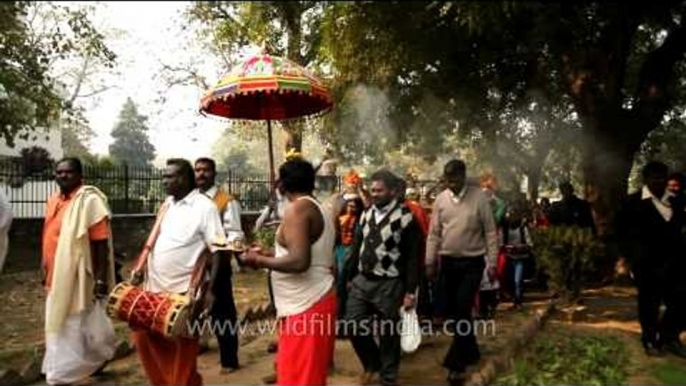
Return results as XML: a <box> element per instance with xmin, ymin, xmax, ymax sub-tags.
<box><xmin>425</xmin><ymin>159</ymin><xmax>498</xmax><ymax>385</ymax></box>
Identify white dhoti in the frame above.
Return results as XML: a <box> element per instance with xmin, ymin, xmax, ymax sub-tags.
<box><xmin>42</xmin><ymin>297</ymin><xmax>117</xmax><ymax>385</ymax></box>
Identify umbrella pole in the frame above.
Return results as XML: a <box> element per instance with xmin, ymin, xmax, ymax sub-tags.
<box><xmin>267</xmin><ymin>119</ymin><xmax>276</xmax><ymax>192</ymax></box>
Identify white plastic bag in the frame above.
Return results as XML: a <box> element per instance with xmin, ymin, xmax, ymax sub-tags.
<box><xmin>399</xmin><ymin>306</ymin><xmax>422</xmax><ymax>354</ymax></box>
<box><xmin>83</xmin><ymin>300</ymin><xmax>118</xmax><ymax>360</ymax></box>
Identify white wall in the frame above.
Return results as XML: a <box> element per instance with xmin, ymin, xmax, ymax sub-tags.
<box><xmin>0</xmin><ymin>181</ymin><xmax>58</xmax><ymax>219</ymax></box>
<box><xmin>0</xmin><ymin>128</ymin><xmax>64</xmax><ymax>161</ymax></box>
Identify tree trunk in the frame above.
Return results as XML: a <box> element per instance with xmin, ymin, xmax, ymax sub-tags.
<box><xmin>581</xmin><ymin>124</ymin><xmax>640</xmax><ymax>237</ymax></box>
<box><xmin>282</xmin><ymin>4</ymin><xmax>304</xmax><ymax>153</ymax></box>
<box><xmin>526</xmin><ymin>168</ymin><xmax>541</xmax><ymax>202</ymax></box>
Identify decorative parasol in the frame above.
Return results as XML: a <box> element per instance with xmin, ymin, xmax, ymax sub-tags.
<box><xmin>199</xmin><ymin>49</ymin><xmax>334</xmax><ymax>187</ymax></box>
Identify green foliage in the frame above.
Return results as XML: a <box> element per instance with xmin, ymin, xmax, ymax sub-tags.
<box><xmin>530</xmin><ymin>226</ymin><xmax>607</xmax><ymax>298</ymax></box>
<box><xmin>109</xmin><ymin>98</ymin><xmax>156</xmax><ymax>167</ymax></box>
<box><xmin>494</xmin><ymin>333</ymin><xmax>628</xmax><ymax>386</ymax></box>
<box><xmin>222</xmin><ymin>148</ymin><xmax>254</xmax><ymax>175</ymax></box>
<box><xmin>62</xmin><ymin>119</ymin><xmax>94</xmax><ymax>158</ymax></box>
<box><xmin>0</xmin><ymin>2</ymin><xmax>62</xmax><ymax>147</ymax></box>
<box><xmin>252</xmin><ymin>226</ymin><xmax>276</xmax><ymax>248</ymax></box>
<box><xmin>652</xmin><ymin>362</ymin><xmax>686</xmax><ymax>386</ymax></box>
<box><xmin>20</xmin><ymin>146</ymin><xmax>54</xmax><ymax>176</ymax></box>
<box><xmin>188</xmin><ymin>1</ymin><xmax>686</xmax><ymax>207</ymax></box>
<box><xmin>637</xmin><ymin>116</ymin><xmax>686</xmax><ymax>173</ymax></box>
<box><xmin>211</xmin><ymin>127</ymin><xmax>272</xmax><ymax>175</ymax></box>
<box><xmin>0</xmin><ymin>1</ymin><xmax>116</xmax><ymax>148</ymax></box>
<box><xmin>189</xmin><ymin>2</ymin><xmax>324</xmax><ymax>64</ymax></box>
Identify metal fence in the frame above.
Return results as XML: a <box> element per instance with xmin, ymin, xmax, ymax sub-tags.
<box><xmin>0</xmin><ymin>158</ymin><xmax>442</xmax><ymax>218</ymax></box>
<box><xmin>0</xmin><ymin>159</ymin><xmax>279</xmax><ymax>218</ymax></box>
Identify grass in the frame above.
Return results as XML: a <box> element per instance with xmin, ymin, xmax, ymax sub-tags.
<box><xmin>652</xmin><ymin>362</ymin><xmax>686</xmax><ymax>385</ymax></box>
<box><xmin>494</xmin><ymin>328</ymin><xmax>628</xmax><ymax>386</ymax></box>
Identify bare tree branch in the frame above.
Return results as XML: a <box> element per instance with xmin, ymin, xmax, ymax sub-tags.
<box><xmin>66</xmin><ymin>53</ymin><xmax>92</xmax><ymax>106</ymax></box>
<box><xmin>159</xmin><ymin>61</ymin><xmax>210</xmax><ymax>90</ymax></box>
<box><xmin>75</xmin><ymin>85</ymin><xmax>118</xmax><ymax>99</ymax></box>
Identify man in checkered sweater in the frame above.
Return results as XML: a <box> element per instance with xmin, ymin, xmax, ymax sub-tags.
<box><xmin>343</xmin><ymin>170</ymin><xmax>421</xmax><ymax>386</ymax></box>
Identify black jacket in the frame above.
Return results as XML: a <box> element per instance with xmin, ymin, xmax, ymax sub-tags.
<box><xmin>616</xmin><ymin>191</ymin><xmax>685</xmax><ymax>273</ymax></box>
<box><xmin>549</xmin><ymin>195</ymin><xmax>596</xmax><ymax>234</ymax></box>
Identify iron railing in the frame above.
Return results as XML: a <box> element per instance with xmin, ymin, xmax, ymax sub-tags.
<box><xmin>0</xmin><ymin>160</ymin><xmax>281</xmax><ymax>218</ymax></box>
<box><xmin>0</xmin><ymin>158</ymin><xmax>440</xmax><ymax>218</ymax></box>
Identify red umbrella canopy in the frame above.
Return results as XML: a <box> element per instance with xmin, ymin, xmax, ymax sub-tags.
<box><xmin>200</xmin><ymin>52</ymin><xmax>333</xmax><ymax>120</ymax></box>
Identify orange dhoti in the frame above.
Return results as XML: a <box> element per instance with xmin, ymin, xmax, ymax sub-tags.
<box><xmin>276</xmin><ymin>291</ymin><xmax>337</xmax><ymax>386</ymax></box>
<box><xmin>132</xmin><ymin>330</ymin><xmax>202</xmax><ymax>386</ymax></box>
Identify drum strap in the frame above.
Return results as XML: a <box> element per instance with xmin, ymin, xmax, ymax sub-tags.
<box><xmin>132</xmin><ymin>202</ymin><xmax>171</xmax><ymax>273</ymax></box>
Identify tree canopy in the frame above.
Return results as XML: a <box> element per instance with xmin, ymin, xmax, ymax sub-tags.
<box><xmin>0</xmin><ymin>1</ymin><xmax>116</xmax><ymax>149</ymax></box>
<box><xmin>109</xmin><ymin>98</ymin><xmax>156</xmax><ymax>167</ymax></box>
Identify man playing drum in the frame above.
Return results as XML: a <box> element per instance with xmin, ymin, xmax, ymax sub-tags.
<box><xmin>131</xmin><ymin>158</ymin><xmax>228</xmax><ymax>386</ymax></box>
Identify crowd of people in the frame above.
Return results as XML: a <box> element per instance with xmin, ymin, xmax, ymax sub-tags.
<box><xmin>34</xmin><ymin>154</ymin><xmax>686</xmax><ymax>386</ymax></box>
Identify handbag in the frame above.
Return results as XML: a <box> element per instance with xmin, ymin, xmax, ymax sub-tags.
<box><xmin>106</xmin><ymin>202</ymin><xmax>211</xmax><ymax>339</ymax></box>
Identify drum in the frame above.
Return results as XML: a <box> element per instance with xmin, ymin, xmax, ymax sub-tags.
<box><xmin>106</xmin><ymin>282</ymin><xmax>193</xmax><ymax>339</ymax></box>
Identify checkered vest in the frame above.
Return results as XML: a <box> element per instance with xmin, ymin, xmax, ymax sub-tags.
<box><xmin>358</xmin><ymin>202</ymin><xmax>414</xmax><ymax>278</ymax></box>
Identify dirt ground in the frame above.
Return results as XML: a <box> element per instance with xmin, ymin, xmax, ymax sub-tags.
<box><xmin>0</xmin><ymin>268</ymin><xmax>271</xmax><ymax>373</ymax></box>
<box><xmin>81</xmin><ymin>295</ymin><xmax>552</xmax><ymax>386</ymax></box>
<box><xmin>2</xmin><ymin>267</ymin><xmax>554</xmax><ymax>386</ymax></box>
<box><xmin>10</xmin><ymin>272</ymin><xmax>680</xmax><ymax>386</ymax></box>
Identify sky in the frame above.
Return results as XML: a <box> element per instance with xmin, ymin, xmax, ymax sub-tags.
<box><xmin>71</xmin><ymin>1</ymin><xmax>234</xmax><ymax>166</ymax></box>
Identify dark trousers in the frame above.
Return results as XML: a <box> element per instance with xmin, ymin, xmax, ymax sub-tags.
<box><xmin>441</xmin><ymin>256</ymin><xmax>485</xmax><ymax>372</ymax></box>
<box><xmin>417</xmin><ymin>274</ymin><xmax>434</xmax><ymax>319</ymax></box>
<box><xmin>211</xmin><ymin>256</ymin><xmax>239</xmax><ymax>368</ymax></box>
<box><xmin>636</xmin><ymin>266</ymin><xmax>685</xmax><ymax>347</ymax></box>
<box><xmin>478</xmin><ymin>290</ymin><xmax>498</xmax><ymax>319</ymax></box>
<box><xmin>345</xmin><ymin>274</ymin><xmax>404</xmax><ymax>384</ymax></box>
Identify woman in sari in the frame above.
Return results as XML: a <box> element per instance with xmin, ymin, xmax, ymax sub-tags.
<box><xmin>334</xmin><ymin>196</ymin><xmax>364</xmax><ymax>318</ymax></box>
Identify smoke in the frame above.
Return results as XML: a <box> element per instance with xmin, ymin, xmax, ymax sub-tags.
<box><xmin>335</xmin><ymin>84</ymin><xmax>397</xmax><ymax>163</ymax></box>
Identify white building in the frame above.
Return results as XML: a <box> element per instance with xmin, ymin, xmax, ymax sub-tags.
<box><xmin>0</xmin><ymin>127</ymin><xmax>64</xmax><ymax>160</ymax></box>
<box><xmin>0</xmin><ymin>128</ymin><xmax>64</xmax><ymax>218</ymax></box>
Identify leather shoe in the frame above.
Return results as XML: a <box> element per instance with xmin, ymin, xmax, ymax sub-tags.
<box><xmin>663</xmin><ymin>341</ymin><xmax>686</xmax><ymax>359</ymax></box>
<box><xmin>643</xmin><ymin>342</ymin><xmax>665</xmax><ymax>357</ymax></box>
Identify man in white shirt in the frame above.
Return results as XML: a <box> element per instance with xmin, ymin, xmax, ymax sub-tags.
<box><xmin>132</xmin><ymin>158</ymin><xmax>228</xmax><ymax>386</ymax></box>
<box><xmin>194</xmin><ymin>157</ymin><xmax>243</xmax><ymax>373</ymax></box>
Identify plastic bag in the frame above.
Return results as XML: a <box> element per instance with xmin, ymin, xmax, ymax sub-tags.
<box><xmin>82</xmin><ymin>300</ymin><xmax>118</xmax><ymax>360</ymax></box>
<box><xmin>399</xmin><ymin>306</ymin><xmax>422</xmax><ymax>354</ymax></box>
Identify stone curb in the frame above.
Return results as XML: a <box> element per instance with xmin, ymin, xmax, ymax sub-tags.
<box><xmin>464</xmin><ymin>300</ymin><xmax>558</xmax><ymax>386</ymax></box>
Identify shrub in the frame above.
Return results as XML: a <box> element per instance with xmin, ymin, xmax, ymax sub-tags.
<box><xmin>530</xmin><ymin>226</ymin><xmax>606</xmax><ymax>299</ymax></box>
